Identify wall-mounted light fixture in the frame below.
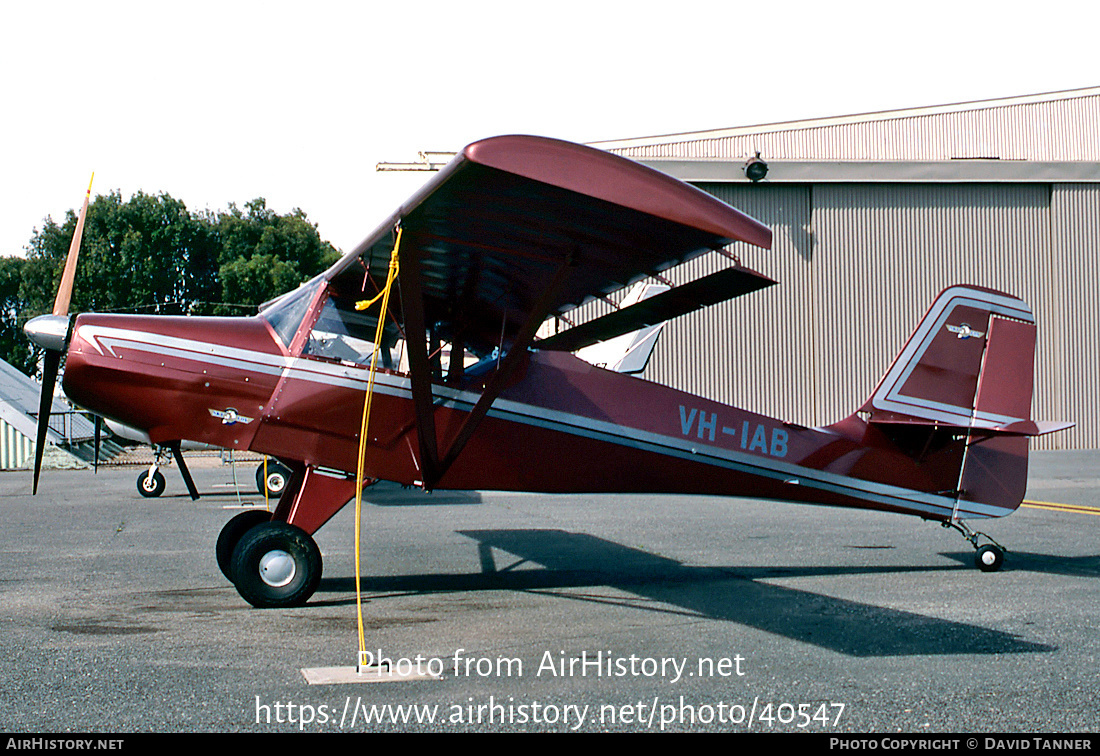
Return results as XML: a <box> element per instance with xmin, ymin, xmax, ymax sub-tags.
<box><xmin>744</xmin><ymin>152</ymin><xmax>768</xmax><ymax>182</ymax></box>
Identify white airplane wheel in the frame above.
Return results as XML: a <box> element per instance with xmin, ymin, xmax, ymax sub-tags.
<box><xmin>230</xmin><ymin>522</ymin><xmax>322</xmax><ymax>608</ymax></box>
<box><xmin>975</xmin><ymin>544</ymin><xmax>1004</xmax><ymax>572</ymax></box>
<box><xmin>256</xmin><ymin>461</ymin><xmax>290</xmax><ymax>496</ymax></box>
<box><xmin>136</xmin><ymin>470</ymin><xmax>166</xmax><ymax>498</ymax></box>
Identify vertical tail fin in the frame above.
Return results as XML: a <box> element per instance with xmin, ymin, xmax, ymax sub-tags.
<box><xmin>862</xmin><ymin>285</ymin><xmax>1071</xmax><ymax>517</ymax></box>
<box><xmin>862</xmin><ymin>285</ymin><xmax>1037</xmax><ymax>430</ymax></box>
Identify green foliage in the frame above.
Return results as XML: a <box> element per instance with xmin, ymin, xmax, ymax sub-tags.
<box><xmin>6</xmin><ymin>191</ymin><xmax>341</xmax><ymax>374</ymax></box>
<box><xmin>211</xmin><ymin>198</ymin><xmax>339</xmax><ymax>314</ymax></box>
<box><xmin>0</xmin><ymin>256</ymin><xmax>33</xmax><ymax>375</ymax></box>
<box><xmin>218</xmin><ymin>253</ymin><xmax>304</xmax><ymax>313</ymax></box>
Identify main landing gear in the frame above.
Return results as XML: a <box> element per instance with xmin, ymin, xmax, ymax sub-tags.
<box><xmin>216</xmin><ymin>511</ymin><xmax>323</xmax><ymax>608</ymax></box>
<box><xmin>215</xmin><ymin>463</ymin><xmax>360</xmax><ymax>608</ymax></box>
<box><xmin>941</xmin><ymin>518</ymin><xmax>1006</xmax><ymax>572</ymax></box>
<box><xmin>230</xmin><ymin>522</ymin><xmax>323</xmax><ymax>608</ymax></box>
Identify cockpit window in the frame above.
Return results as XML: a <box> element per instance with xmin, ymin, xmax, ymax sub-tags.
<box><xmin>259</xmin><ymin>276</ymin><xmax>323</xmax><ymax>350</ymax></box>
<box><xmin>303</xmin><ymin>294</ymin><xmax>405</xmax><ymax>369</ymax></box>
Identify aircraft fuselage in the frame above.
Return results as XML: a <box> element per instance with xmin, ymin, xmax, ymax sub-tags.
<box><xmin>61</xmin><ymin>311</ymin><xmax>994</xmax><ymax>537</ymax></box>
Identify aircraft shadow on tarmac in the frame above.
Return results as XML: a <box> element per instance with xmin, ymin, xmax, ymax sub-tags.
<box><xmin>316</xmin><ymin>528</ymin><xmax>1054</xmax><ymax>658</ymax></box>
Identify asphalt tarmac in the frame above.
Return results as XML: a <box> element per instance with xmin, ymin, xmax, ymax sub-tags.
<box><xmin>1</xmin><ymin>450</ymin><xmax>1098</xmax><ymax>734</ymax></box>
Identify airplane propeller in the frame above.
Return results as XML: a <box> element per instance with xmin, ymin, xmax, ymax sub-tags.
<box><xmin>24</xmin><ymin>175</ymin><xmax>93</xmax><ymax>493</ymax></box>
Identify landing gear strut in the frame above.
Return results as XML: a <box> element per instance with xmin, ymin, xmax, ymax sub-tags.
<box><xmin>136</xmin><ymin>447</ymin><xmax>173</xmax><ymax>497</ymax></box>
<box><xmin>941</xmin><ymin>519</ymin><xmax>1006</xmax><ymax>572</ymax></box>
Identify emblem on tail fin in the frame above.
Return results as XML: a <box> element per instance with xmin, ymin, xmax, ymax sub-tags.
<box><xmin>945</xmin><ymin>323</ymin><xmax>984</xmax><ymax>340</ymax></box>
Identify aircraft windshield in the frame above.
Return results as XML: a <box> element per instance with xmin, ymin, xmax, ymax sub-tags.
<box><xmin>259</xmin><ymin>277</ymin><xmax>323</xmax><ymax>349</ymax></box>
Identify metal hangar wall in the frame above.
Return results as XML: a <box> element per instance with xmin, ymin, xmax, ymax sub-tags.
<box><xmin>589</xmin><ymin>87</ymin><xmax>1100</xmax><ymax>450</ymax></box>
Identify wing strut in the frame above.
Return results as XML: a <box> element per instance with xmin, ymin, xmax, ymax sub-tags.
<box><xmin>436</xmin><ymin>256</ymin><xmax>575</xmax><ymax>484</ymax></box>
<box><xmin>400</xmin><ymin>248</ymin><xmax>576</xmax><ymax>491</ymax></box>
<box><xmin>397</xmin><ymin>237</ymin><xmax>442</xmax><ymax>487</ymax></box>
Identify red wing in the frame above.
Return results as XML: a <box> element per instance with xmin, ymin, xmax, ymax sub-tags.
<box><xmin>325</xmin><ymin>135</ymin><xmax>772</xmax><ymax>355</ymax></box>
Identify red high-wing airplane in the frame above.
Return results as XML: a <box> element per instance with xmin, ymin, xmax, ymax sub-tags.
<box><xmin>26</xmin><ymin>136</ymin><xmax>1072</xmax><ymax>608</ymax></box>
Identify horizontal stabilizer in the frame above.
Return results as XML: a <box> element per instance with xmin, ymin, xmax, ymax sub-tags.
<box><xmin>537</xmin><ymin>264</ymin><xmax>775</xmax><ymax>353</ymax></box>
<box><xmin>991</xmin><ymin>419</ymin><xmax>1075</xmax><ymax>436</ymax></box>
<box><xmin>867</xmin><ymin>416</ymin><xmax>1075</xmax><ymax>437</ymax></box>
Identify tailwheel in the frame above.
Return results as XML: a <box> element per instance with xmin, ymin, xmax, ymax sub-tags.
<box><xmin>215</xmin><ymin>509</ymin><xmax>272</xmax><ymax>580</ymax></box>
<box><xmin>975</xmin><ymin>544</ymin><xmax>1005</xmax><ymax>572</ymax></box>
<box><xmin>230</xmin><ymin>521</ymin><xmax>322</xmax><ymax>608</ymax></box>
<box><xmin>941</xmin><ymin>518</ymin><xmax>1007</xmax><ymax>572</ymax></box>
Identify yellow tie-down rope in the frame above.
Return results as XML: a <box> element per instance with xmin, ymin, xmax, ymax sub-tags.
<box><xmin>353</xmin><ymin>227</ymin><xmax>402</xmax><ymax>670</ymax></box>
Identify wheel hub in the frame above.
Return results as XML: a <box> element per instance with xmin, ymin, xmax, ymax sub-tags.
<box><xmin>258</xmin><ymin>550</ymin><xmax>296</xmax><ymax>587</ymax></box>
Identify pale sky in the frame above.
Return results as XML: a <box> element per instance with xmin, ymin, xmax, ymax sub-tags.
<box><xmin>3</xmin><ymin>0</ymin><xmax>1098</xmax><ymax>258</ymax></box>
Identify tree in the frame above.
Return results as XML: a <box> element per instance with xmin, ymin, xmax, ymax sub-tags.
<box><xmin>211</xmin><ymin>198</ymin><xmax>339</xmax><ymax>313</ymax></box>
<box><xmin>218</xmin><ymin>253</ymin><xmax>303</xmax><ymax>311</ymax></box>
<box><xmin>9</xmin><ymin>192</ymin><xmax>340</xmax><ymax>375</ymax></box>
<box><xmin>21</xmin><ymin>190</ymin><xmax>220</xmax><ymax>317</ymax></box>
<box><xmin>0</xmin><ymin>256</ymin><xmax>32</xmax><ymax>374</ymax></box>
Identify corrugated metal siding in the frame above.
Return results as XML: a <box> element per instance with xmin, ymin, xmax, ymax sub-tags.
<box><xmin>612</xmin><ymin>94</ymin><xmax>1100</xmax><ymax>161</ymax></box>
<box><xmin>809</xmin><ymin>184</ymin><xmax>1062</xmax><ymax>448</ymax></box>
<box><xmin>0</xmin><ymin>418</ymin><xmax>33</xmax><ymax>469</ymax></box>
<box><xmin>598</xmin><ymin>183</ymin><xmax>1085</xmax><ymax>449</ymax></box>
<box><xmin>1050</xmin><ymin>184</ymin><xmax>1100</xmax><ymax>449</ymax></box>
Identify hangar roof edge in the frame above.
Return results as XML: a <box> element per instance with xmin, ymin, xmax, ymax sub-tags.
<box><xmin>640</xmin><ymin>159</ymin><xmax>1100</xmax><ymax>184</ymax></box>
<box><xmin>591</xmin><ymin>86</ymin><xmax>1100</xmax><ymax>151</ymax></box>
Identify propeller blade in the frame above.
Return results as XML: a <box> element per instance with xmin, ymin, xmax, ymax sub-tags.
<box><xmin>30</xmin><ymin>174</ymin><xmax>93</xmax><ymax>494</ymax></box>
<box><xmin>52</xmin><ymin>173</ymin><xmax>93</xmax><ymax>317</ymax></box>
<box><xmin>32</xmin><ymin>350</ymin><xmax>62</xmax><ymax>495</ymax></box>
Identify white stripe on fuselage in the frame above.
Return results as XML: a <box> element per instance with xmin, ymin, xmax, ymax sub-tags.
<box><xmin>74</xmin><ymin>323</ymin><xmax>1006</xmax><ymax>520</ymax></box>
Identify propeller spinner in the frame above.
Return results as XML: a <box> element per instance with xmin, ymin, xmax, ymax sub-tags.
<box><xmin>24</xmin><ymin>174</ymin><xmax>93</xmax><ymax>493</ymax></box>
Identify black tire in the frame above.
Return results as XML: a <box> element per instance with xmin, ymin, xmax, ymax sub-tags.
<box><xmin>230</xmin><ymin>521</ymin><xmax>322</xmax><ymax>608</ymax></box>
<box><xmin>136</xmin><ymin>470</ymin><xmax>166</xmax><ymax>498</ymax></box>
<box><xmin>215</xmin><ymin>509</ymin><xmax>272</xmax><ymax>581</ymax></box>
<box><xmin>256</xmin><ymin>460</ymin><xmax>290</xmax><ymax>497</ymax></box>
<box><xmin>976</xmin><ymin>544</ymin><xmax>1005</xmax><ymax>572</ymax></box>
